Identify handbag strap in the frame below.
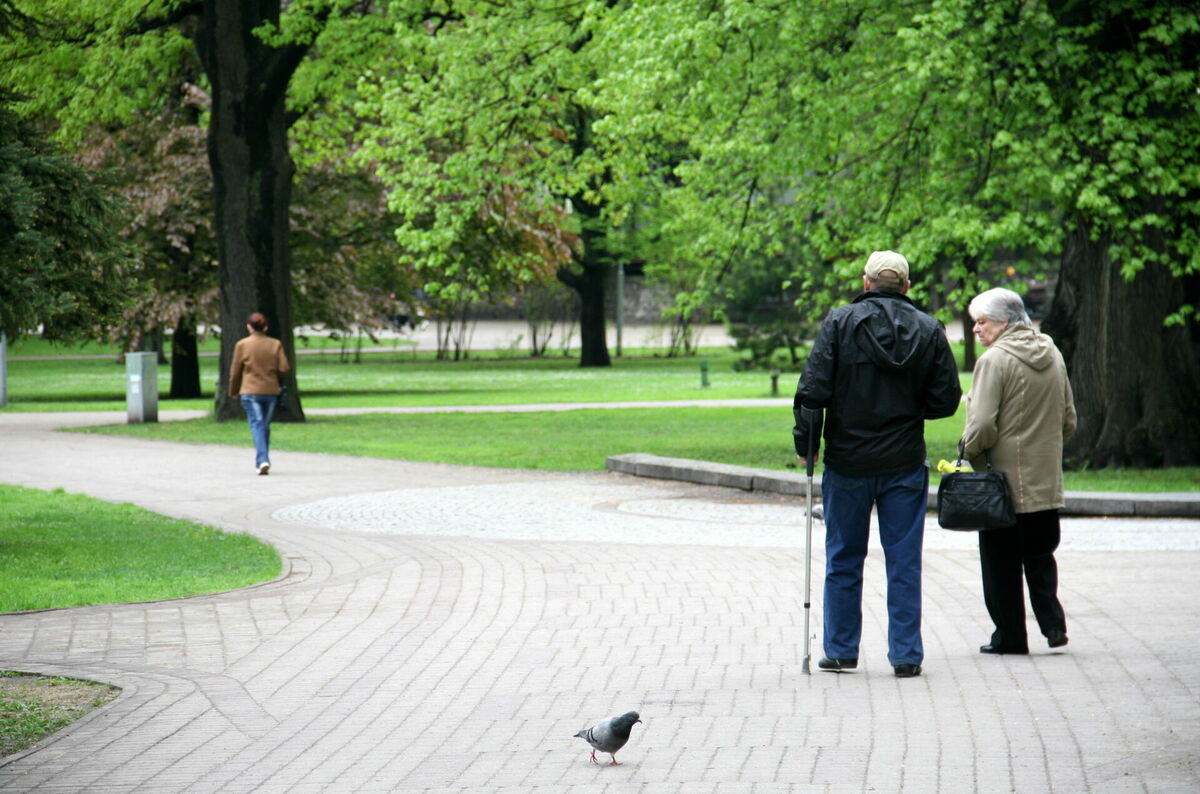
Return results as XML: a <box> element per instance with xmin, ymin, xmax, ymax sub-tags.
<box><xmin>957</xmin><ymin>439</ymin><xmax>993</xmax><ymax>471</ymax></box>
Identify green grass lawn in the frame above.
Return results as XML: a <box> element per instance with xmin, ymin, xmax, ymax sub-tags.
<box><xmin>82</xmin><ymin>407</ymin><xmax>1200</xmax><ymax>492</ymax></box>
<box><xmin>1</xmin><ymin>347</ymin><xmax>792</xmax><ymax>412</ymax></box>
<box><xmin>8</xmin><ymin>340</ymin><xmax>1197</xmax><ymax>492</ymax></box>
<box><xmin>0</xmin><ymin>485</ymin><xmax>281</xmax><ymax>613</ymax></box>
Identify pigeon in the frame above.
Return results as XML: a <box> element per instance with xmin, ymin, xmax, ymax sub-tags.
<box><xmin>573</xmin><ymin>711</ymin><xmax>642</xmax><ymax>765</ymax></box>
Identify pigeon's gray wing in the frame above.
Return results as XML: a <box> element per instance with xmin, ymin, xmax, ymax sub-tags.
<box><xmin>581</xmin><ymin>717</ymin><xmax>625</xmax><ymax>754</ymax></box>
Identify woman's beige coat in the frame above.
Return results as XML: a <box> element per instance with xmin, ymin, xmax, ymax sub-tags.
<box><xmin>227</xmin><ymin>331</ymin><xmax>290</xmax><ymax>397</ymax></box>
<box><xmin>962</xmin><ymin>325</ymin><xmax>1077</xmax><ymax>514</ymax></box>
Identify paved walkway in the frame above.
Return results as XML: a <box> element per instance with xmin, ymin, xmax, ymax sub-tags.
<box><xmin>1</xmin><ymin>412</ymin><xmax>1198</xmax><ymax>792</ymax></box>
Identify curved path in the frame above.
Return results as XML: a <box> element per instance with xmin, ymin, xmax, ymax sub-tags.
<box><xmin>1</xmin><ymin>412</ymin><xmax>1197</xmax><ymax>792</ymax></box>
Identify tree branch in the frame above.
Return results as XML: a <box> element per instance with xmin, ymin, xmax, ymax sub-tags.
<box><xmin>261</xmin><ymin>40</ymin><xmax>312</xmax><ymax>109</ymax></box>
<box><xmin>716</xmin><ymin>175</ymin><xmax>759</xmax><ymax>283</ymax></box>
<box><xmin>0</xmin><ymin>0</ymin><xmax>38</xmax><ymax>37</ymax></box>
<box><xmin>133</xmin><ymin>0</ymin><xmax>203</xmax><ymax>34</ymax></box>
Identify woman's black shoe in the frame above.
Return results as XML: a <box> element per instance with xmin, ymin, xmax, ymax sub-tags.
<box><xmin>979</xmin><ymin>644</ymin><xmax>1029</xmax><ymax>654</ymax></box>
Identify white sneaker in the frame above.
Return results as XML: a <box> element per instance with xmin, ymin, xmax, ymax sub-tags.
<box><xmin>258</xmin><ymin>462</ymin><xmax>270</xmax><ymax>476</ymax></box>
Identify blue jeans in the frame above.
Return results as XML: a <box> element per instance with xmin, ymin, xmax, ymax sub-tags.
<box><xmin>240</xmin><ymin>394</ymin><xmax>278</xmax><ymax>468</ymax></box>
<box><xmin>822</xmin><ymin>464</ymin><xmax>928</xmax><ymax>666</ymax></box>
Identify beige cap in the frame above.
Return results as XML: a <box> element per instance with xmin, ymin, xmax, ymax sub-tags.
<box><xmin>864</xmin><ymin>250</ymin><xmax>909</xmax><ymax>284</ymax></box>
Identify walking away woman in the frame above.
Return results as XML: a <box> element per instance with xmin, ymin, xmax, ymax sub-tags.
<box><xmin>228</xmin><ymin>312</ymin><xmax>290</xmax><ymax>475</ymax></box>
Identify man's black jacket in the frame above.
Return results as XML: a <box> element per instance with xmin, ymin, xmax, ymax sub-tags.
<box><xmin>792</xmin><ymin>290</ymin><xmax>962</xmax><ymax>477</ymax></box>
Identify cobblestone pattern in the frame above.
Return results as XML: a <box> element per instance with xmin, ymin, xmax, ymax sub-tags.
<box><xmin>0</xmin><ymin>414</ymin><xmax>1197</xmax><ymax>792</ymax></box>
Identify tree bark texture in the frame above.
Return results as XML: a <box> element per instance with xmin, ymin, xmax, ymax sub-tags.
<box><xmin>557</xmin><ymin>216</ymin><xmax>611</xmax><ymax>368</ymax></box>
<box><xmin>1042</xmin><ymin>222</ymin><xmax>1200</xmax><ymax>468</ymax></box>
<box><xmin>960</xmin><ymin>311</ymin><xmax>977</xmax><ymax>373</ymax></box>
<box><xmin>169</xmin><ymin>317</ymin><xmax>202</xmax><ymax>399</ymax></box>
<box><xmin>195</xmin><ymin>0</ymin><xmax>305</xmax><ymax>420</ymax></box>
<box><xmin>560</xmin><ymin>105</ymin><xmax>611</xmax><ymax>368</ymax></box>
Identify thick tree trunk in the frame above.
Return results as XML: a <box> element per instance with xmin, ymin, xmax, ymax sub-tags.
<box><xmin>960</xmin><ymin>311</ymin><xmax>976</xmax><ymax>373</ymax></box>
<box><xmin>169</xmin><ymin>317</ymin><xmax>201</xmax><ymax>399</ymax></box>
<box><xmin>195</xmin><ymin>0</ymin><xmax>305</xmax><ymax>421</ymax></box>
<box><xmin>557</xmin><ymin>221</ymin><xmax>611</xmax><ymax>368</ymax></box>
<box><xmin>560</xmin><ymin>104</ymin><xmax>611</xmax><ymax>368</ymax></box>
<box><xmin>1042</xmin><ymin>222</ymin><xmax>1200</xmax><ymax>467</ymax></box>
<box><xmin>137</xmin><ymin>327</ymin><xmax>168</xmax><ymax>365</ymax></box>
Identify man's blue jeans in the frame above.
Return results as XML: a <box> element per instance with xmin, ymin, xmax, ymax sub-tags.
<box><xmin>821</xmin><ymin>464</ymin><xmax>928</xmax><ymax>666</ymax></box>
<box><xmin>240</xmin><ymin>394</ymin><xmax>278</xmax><ymax>468</ymax></box>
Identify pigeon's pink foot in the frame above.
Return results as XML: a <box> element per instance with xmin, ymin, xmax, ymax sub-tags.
<box><xmin>589</xmin><ymin>750</ymin><xmax>599</xmax><ymax>764</ymax></box>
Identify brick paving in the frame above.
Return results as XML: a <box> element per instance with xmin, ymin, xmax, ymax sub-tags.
<box><xmin>0</xmin><ymin>411</ymin><xmax>1198</xmax><ymax>792</ymax></box>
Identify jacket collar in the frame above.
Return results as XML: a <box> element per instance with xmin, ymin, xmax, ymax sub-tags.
<box><xmin>852</xmin><ymin>289</ymin><xmax>915</xmax><ymax>307</ymax></box>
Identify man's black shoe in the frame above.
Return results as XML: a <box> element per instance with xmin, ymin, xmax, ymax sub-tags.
<box><xmin>893</xmin><ymin>663</ymin><xmax>922</xmax><ymax>678</ymax></box>
<box><xmin>817</xmin><ymin>657</ymin><xmax>857</xmax><ymax>672</ymax></box>
<box><xmin>1047</xmin><ymin>630</ymin><xmax>1068</xmax><ymax>648</ymax></box>
<box><xmin>979</xmin><ymin>644</ymin><xmax>1029</xmax><ymax>655</ymax></box>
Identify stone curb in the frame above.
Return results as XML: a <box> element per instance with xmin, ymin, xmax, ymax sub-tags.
<box><xmin>605</xmin><ymin>452</ymin><xmax>1200</xmax><ymax>518</ymax></box>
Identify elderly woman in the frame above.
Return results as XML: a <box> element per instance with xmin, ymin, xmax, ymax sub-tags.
<box><xmin>962</xmin><ymin>288</ymin><xmax>1077</xmax><ymax>654</ymax></box>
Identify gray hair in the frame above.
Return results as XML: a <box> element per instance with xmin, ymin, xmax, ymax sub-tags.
<box><xmin>969</xmin><ymin>287</ymin><xmax>1032</xmax><ymax>328</ymax></box>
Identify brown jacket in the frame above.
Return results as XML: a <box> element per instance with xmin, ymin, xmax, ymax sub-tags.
<box><xmin>962</xmin><ymin>326</ymin><xmax>1077</xmax><ymax>513</ymax></box>
<box><xmin>228</xmin><ymin>331</ymin><xmax>291</xmax><ymax>397</ymax></box>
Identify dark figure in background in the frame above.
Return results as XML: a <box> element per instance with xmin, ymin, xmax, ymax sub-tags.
<box><xmin>963</xmin><ymin>287</ymin><xmax>1076</xmax><ymax>654</ymax></box>
<box><xmin>793</xmin><ymin>251</ymin><xmax>962</xmax><ymax>678</ymax></box>
<box><xmin>228</xmin><ymin>312</ymin><xmax>291</xmax><ymax>475</ymax></box>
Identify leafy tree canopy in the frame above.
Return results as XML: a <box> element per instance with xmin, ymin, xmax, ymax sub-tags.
<box><xmin>0</xmin><ymin>89</ymin><xmax>131</xmax><ymax>341</ymax></box>
<box><xmin>587</xmin><ymin>1</ymin><xmax>1199</xmax><ymax>318</ymax></box>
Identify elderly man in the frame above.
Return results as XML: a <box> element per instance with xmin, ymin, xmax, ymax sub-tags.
<box><xmin>793</xmin><ymin>250</ymin><xmax>962</xmax><ymax>678</ymax></box>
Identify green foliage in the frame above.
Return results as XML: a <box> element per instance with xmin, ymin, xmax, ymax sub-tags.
<box><xmin>289</xmin><ymin>156</ymin><xmax>419</xmax><ymax>334</ymax></box>
<box><xmin>77</xmin><ymin>72</ymin><xmax>218</xmax><ymax>352</ymax></box>
<box><xmin>1</xmin><ymin>2</ymin><xmax>191</xmax><ymax>143</ymax></box>
<box><xmin>0</xmin><ymin>90</ymin><xmax>132</xmax><ymax>341</ymax></box>
<box><xmin>587</xmin><ymin>1</ymin><xmax>1199</xmax><ymax>321</ymax></box>
<box><xmin>357</xmin><ymin>1</ymin><xmax>594</xmax><ymax>301</ymax></box>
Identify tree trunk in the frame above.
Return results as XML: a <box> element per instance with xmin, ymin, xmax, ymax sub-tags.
<box><xmin>169</xmin><ymin>316</ymin><xmax>202</xmax><ymax>399</ymax></box>
<box><xmin>557</xmin><ymin>238</ymin><xmax>611</xmax><ymax>367</ymax></box>
<box><xmin>560</xmin><ymin>104</ymin><xmax>611</xmax><ymax>368</ymax></box>
<box><xmin>1042</xmin><ymin>222</ymin><xmax>1200</xmax><ymax>467</ymax></box>
<box><xmin>195</xmin><ymin>0</ymin><xmax>306</xmax><ymax>421</ymax></box>
<box><xmin>960</xmin><ymin>311</ymin><xmax>976</xmax><ymax>373</ymax></box>
<box><xmin>137</xmin><ymin>327</ymin><xmax>168</xmax><ymax>365</ymax></box>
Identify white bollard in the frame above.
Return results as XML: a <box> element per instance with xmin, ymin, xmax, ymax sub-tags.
<box><xmin>126</xmin><ymin>352</ymin><xmax>158</xmax><ymax>423</ymax></box>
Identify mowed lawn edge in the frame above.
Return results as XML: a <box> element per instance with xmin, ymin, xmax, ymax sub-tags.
<box><xmin>79</xmin><ymin>407</ymin><xmax>1200</xmax><ymax>493</ymax></box>
<box><xmin>0</xmin><ymin>485</ymin><xmax>282</xmax><ymax>614</ymax></box>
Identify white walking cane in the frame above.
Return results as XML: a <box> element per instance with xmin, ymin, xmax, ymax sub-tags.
<box><xmin>800</xmin><ymin>405</ymin><xmax>821</xmax><ymax>675</ymax></box>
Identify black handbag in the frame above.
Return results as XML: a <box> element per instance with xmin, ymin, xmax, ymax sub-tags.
<box><xmin>937</xmin><ymin>442</ymin><xmax>1016</xmax><ymax>531</ymax></box>
<box><xmin>275</xmin><ymin>383</ymin><xmax>289</xmax><ymax>416</ymax></box>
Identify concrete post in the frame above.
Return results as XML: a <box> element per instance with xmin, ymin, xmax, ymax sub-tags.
<box><xmin>126</xmin><ymin>351</ymin><xmax>158</xmax><ymax>423</ymax></box>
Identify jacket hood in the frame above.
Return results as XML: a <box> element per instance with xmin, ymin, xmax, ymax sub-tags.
<box><xmin>850</xmin><ymin>291</ymin><xmax>924</xmax><ymax>371</ymax></box>
<box><xmin>989</xmin><ymin>326</ymin><xmax>1056</xmax><ymax>371</ymax></box>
